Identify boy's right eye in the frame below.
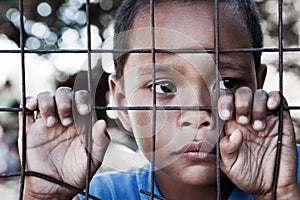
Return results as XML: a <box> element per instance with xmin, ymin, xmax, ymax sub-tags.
<box><xmin>147</xmin><ymin>80</ymin><xmax>177</xmax><ymax>95</ymax></box>
<box><xmin>219</xmin><ymin>78</ymin><xmax>239</xmax><ymax>91</ymax></box>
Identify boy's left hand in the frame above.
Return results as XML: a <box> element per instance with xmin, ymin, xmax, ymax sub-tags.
<box><xmin>218</xmin><ymin>87</ymin><xmax>300</xmax><ymax>199</ymax></box>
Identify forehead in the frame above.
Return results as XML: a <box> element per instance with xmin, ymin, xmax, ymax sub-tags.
<box><xmin>128</xmin><ymin>1</ymin><xmax>251</xmax><ymax>49</ymax></box>
<box><xmin>122</xmin><ymin>1</ymin><xmax>255</xmax><ymax>82</ymax></box>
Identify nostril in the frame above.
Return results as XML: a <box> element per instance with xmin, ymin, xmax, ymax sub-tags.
<box><xmin>182</xmin><ymin>122</ymin><xmax>192</xmax><ymax>127</ymax></box>
<box><xmin>181</xmin><ymin>121</ymin><xmax>210</xmax><ymax>127</ymax></box>
<box><xmin>179</xmin><ymin>112</ymin><xmax>214</xmax><ymax>129</ymax></box>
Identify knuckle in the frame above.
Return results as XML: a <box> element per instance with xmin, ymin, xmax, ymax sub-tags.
<box><xmin>37</xmin><ymin>91</ymin><xmax>52</xmax><ymax>100</ymax></box>
<box><xmin>235</xmin><ymin>88</ymin><xmax>253</xmax><ymax>104</ymax></box>
<box><xmin>252</xmin><ymin>108</ymin><xmax>265</xmax><ymax>119</ymax></box>
<box><xmin>269</xmin><ymin>91</ymin><xmax>281</xmax><ymax>101</ymax></box>
<box><xmin>235</xmin><ymin>99</ymin><xmax>252</xmax><ymax>110</ymax></box>
<box><xmin>26</xmin><ymin>96</ymin><xmax>35</xmax><ymax>101</ymax></box>
<box><xmin>219</xmin><ymin>94</ymin><xmax>233</xmax><ymax>103</ymax></box>
<box><xmin>25</xmin><ymin>96</ymin><xmax>37</xmax><ymax>108</ymax></box>
<box><xmin>36</xmin><ymin>92</ymin><xmax>55</xmax><ymax>114</ymax></box>
<box><xmin>252</xmin><ymin>108</ymin><xmax>264</xmax><ymax>114</ymax></box>
<box><xmin>235</xmin><ymin>86</ymin><xmax>252</xmax><ymax>96</ymax></box>
<box><xmin>75</xmin><ymin>90</ymin><xmax>89</xmax><ymax>96</ymax></box>
<box><xmin>56</xmin><ymin>87</ymin><xmax>72</xmax><ymax>95</ymax></box>
<box><xmin>57</xmin><ymin>101</ymin><xmax>72</xmax><ymax>111</ymax></box>
<box><xmin>39</xmin><ymin>100</ymin><xmax>54</xmax><ymax>110</ymax></box>
<box><xmin>235</xmin><ymin>106</ymin><xmax>250</xmax><ymax>116</ymax></box>
<box><xmin>75</xmin><ymin>90</ymin><xmax>91</xmax><ymax>102</ymax></box>
<box><xmin>255</xmin><ymin>89</ymin><xmax>268</xmax><ymax>99</ymax></box>
<box><xmin>39</xmin><ymin>106</ymin><xmax>53</xmax><ymax>116</ymax></box>
<box><xmin>57</xmin><ymin>109</ymin><xmax>72</xmax><ymax>118</ymax></box>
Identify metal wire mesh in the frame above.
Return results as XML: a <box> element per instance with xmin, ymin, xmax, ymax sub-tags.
<box><xmin>0</xmin><ymin>0</ymin><xmax>299</xmax><ymax>200</ymax></box>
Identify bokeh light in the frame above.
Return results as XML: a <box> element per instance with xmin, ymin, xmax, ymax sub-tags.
<box><xmin>100</xmin><ymin>0</ymin><xmax>113</xmax><ymax>11</ymax></box>
<box><xmin>25</xmin><ymin>37</ymin><xmax>41</xmax><ymax>49</ymax></box>
<box><xmin>37</xmin><ymin>2</ymin><xmax>52</xmax><ymax>17</ymax></box>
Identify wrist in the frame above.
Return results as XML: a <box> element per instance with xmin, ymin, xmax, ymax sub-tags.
<box><xmin>276</xmin><ymin>185</ymin><xmax>300</xmax><ymax>200</ymax></box>
<box><xmin>23</xmin><ymin>189</ymin><xmax>76</xmax><ymax>200</ymax></box>
<box><xmin>255</xmin><ymin>185</ymin><xmax>300</xmax><ymax>200</ymax></box>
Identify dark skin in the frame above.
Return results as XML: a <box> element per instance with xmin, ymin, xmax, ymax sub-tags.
<box><xmin>19</xmin><ymin>1</ymin><xmax>300</xmax><ymax>200</ymax></box>
<box><xmin>19</xmin><ymin>88</ymin><xmax>110</xmax><ymax>199</ymax></box>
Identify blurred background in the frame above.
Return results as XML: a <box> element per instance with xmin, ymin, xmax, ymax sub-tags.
<box><xmin>0</xmin><ymin>0</ymin><xmax>299</xmax><ymax>198</ymax></box>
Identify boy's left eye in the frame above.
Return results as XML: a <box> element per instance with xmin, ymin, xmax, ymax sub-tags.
<box><xmin>147</xmin><ymin>80</ymin><xmax>177</xmax><ymax>94</ymax></box>
<box><xmin>219</xmin><ymin>78</ymin><xmax>238</xmax><ymax>90</ymax></box>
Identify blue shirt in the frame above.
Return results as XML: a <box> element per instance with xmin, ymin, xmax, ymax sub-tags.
<box><xmin>80</xmin><ymin>144</ymin><xmax>300</xmax><ymax>200</ymax></box>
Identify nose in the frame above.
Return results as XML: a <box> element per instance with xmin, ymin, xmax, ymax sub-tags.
<box><xmin>177</xmin><ymin>76</ymin><xmax>215</xmax><ymax>130</ymax></box>
<box><xmin>178</xmin><ymin>109</ymin><xmax>215</xmax><ymax>130</ymax></box>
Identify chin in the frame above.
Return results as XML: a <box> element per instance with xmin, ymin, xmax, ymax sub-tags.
<box><xmin>180</xmin><ymin>173</ymin><xmax>217</xmax><ymax>187</ymax></box>
<box><xmin>160</xmin><ymin>163</ymin><xmax>218</xmax><ymax>186</ymax></box>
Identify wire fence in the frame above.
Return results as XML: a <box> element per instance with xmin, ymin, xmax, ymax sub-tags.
<box><xmin>0</xmin><ymin>0</ymin><xmax>299</xmax><ymax>200</ymax></box>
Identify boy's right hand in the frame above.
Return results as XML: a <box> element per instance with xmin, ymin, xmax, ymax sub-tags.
<box><xmin>18</xmin><ymin>87</ymin><xmax>110</xmax><ymax>200</ymax></box>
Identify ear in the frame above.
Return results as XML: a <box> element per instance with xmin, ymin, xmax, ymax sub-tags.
<box><xmin>109</xmin><ymin>74</ymin><xmax>132</xmax><ymax>132</ymax></box>
<box><xmin>257</xmin><ymin>64</ymin><xmax>267</xmax><ymax>89</ymax></box>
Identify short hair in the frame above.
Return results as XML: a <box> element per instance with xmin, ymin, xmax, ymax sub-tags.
<box><xmin>113</xmin><ymin>0</ymin><xmax>263</xmax><ymax>79</ymax></box>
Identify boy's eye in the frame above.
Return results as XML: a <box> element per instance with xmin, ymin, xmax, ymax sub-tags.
<box><xmin>219</xmin><ymin>78</ymin><xmax>238</xmax><ymax>90</ymax></box>
<box><xmin>147</xmin><ymin>80</ymin><xmax>177</xmax><ymax>94</ymax></box>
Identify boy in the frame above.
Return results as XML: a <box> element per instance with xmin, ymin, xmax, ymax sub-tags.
<box><xmin>19</xmin><ymin>0</ymin><xmax>300</xmax><ymax>199</ymax></box>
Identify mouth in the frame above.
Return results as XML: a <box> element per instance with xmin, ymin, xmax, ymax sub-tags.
<box><xmin>182</xmin><ymin>142</ymin><xmax>217</xmax><ymax>162</ymax></box>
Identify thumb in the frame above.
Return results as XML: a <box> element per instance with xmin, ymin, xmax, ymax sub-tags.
<box><xmin>220</xmin><ymin>129</ymin><xmax>243</xmax><ymax>168</ymax></box>
<box><xmin>91</xmin><ymin>120</ymin><xmax>110</xmax><ymax>163</ymax></box>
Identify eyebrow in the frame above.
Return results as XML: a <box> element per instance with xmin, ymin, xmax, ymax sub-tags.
<box><xmin>135</xmin><ymin>61</ymin><xmax>252</xmax><ymax>75</ymax></box>
<box><xmin>156</xmin><ymin>46</ymin><xmax>215</xmax><ymax>53</ymax></box>
<box><xmin>135</xmin><ymin>65</ymin><xmax>172</xmax><ymax>77</ymax></box>
<box><xmin>218</xmin><ymin>61</ymin><xmax>253</xmax><ymax>77</ymax></box>
<box><xmin>132</xmin><ymin>51</ymin><xmax>254</xmax><ymax>80</ymax></box>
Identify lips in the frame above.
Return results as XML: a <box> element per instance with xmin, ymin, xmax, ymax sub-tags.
<box><xmin>183</xmin><ymin>142</ymin><xmax>217</xmax><ymax>162</ymax></box>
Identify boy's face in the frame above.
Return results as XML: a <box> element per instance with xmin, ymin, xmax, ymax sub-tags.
<box><xmin>111</xmin><ymin>1</ymin><xmax>264</xmax><ymax>186</ymax></box>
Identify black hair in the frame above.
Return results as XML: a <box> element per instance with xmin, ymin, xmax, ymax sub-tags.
<box><xmin>113</xmin><ymin>0</ymin><xmax>263</xmax><ymax>79</ymax></box>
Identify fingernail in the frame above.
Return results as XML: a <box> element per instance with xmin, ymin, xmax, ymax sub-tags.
<box><xmin>47</xmin><ymin>116</ymin><xmax>57</xmax><ymax>127</ymax></box>
<box><xmin>78</xmin><ymin>104</ymin><xmax>89</xmax><ymax>114</ymax></box>
<box><xmin>238</xmin><ymin>116</ymin><xmax>248</xmax><ymax>124</ymax></box>
<box><xmin>221</xmin><ymin>109</ymin><xmax>231</xmax><ymax>119</ymax></box>
<box><xmin>27</xmin><ymin>98</ymin><xmax>36</xmax><ymax>107</ymax></box>
<box><xmin>230</xmin><ymin>129</ymin><xmax>240</xmax><ymax>141</ymax></box>
<box><xmin>62</xmin><ymin>118</ymin><xmax>73</xmax><ymax>126</ymax></box>
<box><xmin>267</xmin><ymin>98</ymin><xmax>276</xmax><ymax>108</ymax></box>
<box><xmin>253</xmin><ymin>120</ymin><xmax>265</xmax><ymax>130</ymax></box>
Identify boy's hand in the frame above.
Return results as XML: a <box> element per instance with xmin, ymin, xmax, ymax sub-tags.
<box><xmin>218</xmin><ymin>87</ymin><xmax>300</xmax><ymax>199</ymax></box>
<box><xmin>18</xmin><ymin>87</ymin><xmax>110</xmax><ymax>200</ymax></box>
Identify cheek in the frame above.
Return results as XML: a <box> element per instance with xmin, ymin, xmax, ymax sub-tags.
<box><xmin>129</xmin><ymin>111</ymin><xmax>179</xmax><ymax>150</ymax></box>
<box><xmin>129</xmin><ymin>111</ymin><xmax>152</xmax><ymax>128</ymax></box>
<box><xmin>128</xmin><ymin>109</ymin><xmax>170</xmax><ymax>139</ymax></box>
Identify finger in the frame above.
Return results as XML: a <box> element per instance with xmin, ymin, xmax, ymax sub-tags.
<box><xmin>234</xmin><ymin>87</ymin><xmax>253</xmax><ymax>125</ymax></box>
<box><xmin>267</xmin><ymin>91</ymin><xmax>281</xmax><ymax>110</ymax></box>
<box><xmin>26</xmin><ymin>97</ymin><xmax>38</xmax><ymax>124</ymax></box>
<box><xmin>218</xmin><ymin>93</ymin><xmax>234</xmax><ymax>120</ymax></box>
<box><xmin>18</xmin><ymin>96</ymin><xmax>38</xmax><ymax>161</ymax></box>
<box><xmin>74</xmin><ymin>90</ymin><xmax>92</xmax><ymax>115</ymax></box>
<box><xmin>252</xmin><ymin>89</ymin><xmax>268</xmax><ymax>131</ymax></box>
<box><xmin>55</xmin><ymin>87</ymin><xmax>73</xmax><ymax>126</ymax></box>
<box><xmin>91</xmin><ymin>120</ymin><xmax>110</xmax><ymax>162</ymax></box>
<box><xmin>19</xmin><ymin>96</ymin><xmax>38</xmax><ymax>130</ymax></box>
<box><xmin>220</xmin><ymin>129</ymin><xmax>243</xmax><ymax>167</ymax></box>
<box><xmin>37</xmin><ymin>91</ymin><xmax>58</xmax><ymax>127</ymax></box>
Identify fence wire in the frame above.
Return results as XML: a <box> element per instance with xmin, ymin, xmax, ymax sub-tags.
<box><xmin>0</xmin><ymin>0</ymin><xmax>299</xmax><ymax>200</ymax></box>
